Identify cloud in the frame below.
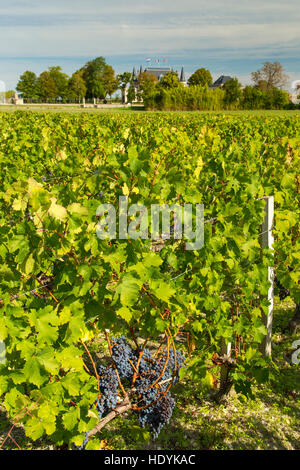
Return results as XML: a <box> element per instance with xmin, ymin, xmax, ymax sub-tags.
<box><xmin>0</xmin><ymin>14</ymin><xmax>299</xmax><ymax>58</ymax></box>
<box><xmin>0</xmin><ymin>1</ymin><xmax>299</xmax><ymax>87</ymax></box>
<box><xmin>0</xmin><ymin>0</ymin><xmax>299</xmax><ymax>16</ymax></box>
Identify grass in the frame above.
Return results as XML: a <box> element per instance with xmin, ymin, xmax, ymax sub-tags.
<box><xmin>0</xmin><ymin>297</ymin><xmax>299</xmax><ymax>451</ymax></box>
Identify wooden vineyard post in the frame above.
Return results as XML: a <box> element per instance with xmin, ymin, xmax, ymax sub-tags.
<box><xmin>217</xmin><ymin>196</ymin><xmax>274</xmax><ymax>399</ymax></box>
<box><xmin>217</xmin><ymin>339</ymin><xmax>233</xmax><ymax>401</ymax></box>
<box><xmin>260</xmin><ymin>196</ymin><xmax>274</xmax><ymax>357</ymax></box>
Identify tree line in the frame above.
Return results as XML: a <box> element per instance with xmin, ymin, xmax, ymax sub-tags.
<box><xmin>15</xmin><ymin>57</ymin><xmax>128</xmax><ymax>103</ymax></box>
<box><xmin>14</xmin><ymin>58</ymin><xmax>296</xmax><ymax>109</ymax></box>
<box><xmin>132</xmin><ymin>62</ymin><xmax>295</xmax><ymax>110</ymax></box>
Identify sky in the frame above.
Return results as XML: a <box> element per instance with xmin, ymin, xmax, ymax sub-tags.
<box><xmin>0</xmin><ymin>0</ymin><xmax>299</xmax><ymax>90</ymax></box>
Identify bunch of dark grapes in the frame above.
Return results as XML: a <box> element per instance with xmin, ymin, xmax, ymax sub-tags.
<box><xmin>110</xmin><ymin>336</ymin><xmax>185</xmax><ymax>438</ymax></box>
<box><xmin>76</xmin><ymin>336</ymin><xmax>185</xmax><ymax>448</ymax></box>
<box><xmin>134</xmin><ymin>359</ymin><xmax>176</xmax><ymax>439</ymax></box>
<box><xmin>163</xmin><ymin>350</ymin><xmax>186</xmax><ymax>384</ymax></box>
<box><xmin>96</xmin><ymin>365</ymin><xmax>118</xmax><ymax>419</ymax></box>
<box><xmin>75</xmin><ymin>365</ymin><xmax>118</xmax><ymax>450</ymax></box>
<box><xmin>111</xmin><ymin>336</ymin><xmax>135</xmax><ymax>380</ymax></box>
<box><xmin>132</xmin><ymin>346</ymin><xmax>185</xmax><ymax>438</ymax></box>
<box><xmin>139</xmin><ymin>393</ymin><xmax>175</xmax><ymax>439</ymax></box>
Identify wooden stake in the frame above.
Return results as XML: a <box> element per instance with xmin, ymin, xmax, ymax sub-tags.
<box><xmin>260</xmin><ymin>196</ymin><xmax>274</xmax><ymax>357</ymax></box>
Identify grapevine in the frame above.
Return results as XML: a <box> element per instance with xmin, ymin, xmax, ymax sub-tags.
<box><xmin>0</xmin><ymin>111</ymin><xmax>298</xmax><ymax>449</ymax></box>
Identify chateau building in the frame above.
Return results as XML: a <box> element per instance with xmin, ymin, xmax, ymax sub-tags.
<box><xmin>127</xmin><ymin>65</ymin><xmax>187</xmax><ymax>103</ymax></box>
<box><xmin>132</xmin><ymin>65</ymin><xmax>187</xmax><ymax>85</ymax></box>
<box><xmin>125</xmin><ymin>67</ymin><xmax>234</xmax><ymax>103</ymax></box>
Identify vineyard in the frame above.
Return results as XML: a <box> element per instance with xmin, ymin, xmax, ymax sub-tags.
<box><xmin>0</xmin><ymin>111</ymin><xmax>299</xmax><ymax>450</ymax></box>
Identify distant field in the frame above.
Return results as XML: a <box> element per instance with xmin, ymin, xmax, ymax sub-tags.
<box><xmin>0</xmin><ymin>104</ymin><xmax>132</xmax><ymax>114</ymax></box>
<box><xmin>0</xmin><ymin>104</ymin><xmax>299</xmax><ymax>115</ymax></box>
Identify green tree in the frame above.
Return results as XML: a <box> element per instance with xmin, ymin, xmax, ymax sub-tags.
<box><xmin>158</xmin><ymin>71</ymin><xmax>181</xmax><ymax>89</ymax></box>
<box><xmin>48</xmin><ymin>66</ymin><xmax>69</xmax><ymax>102</ymax></box>
<box><xmin>90</xmin><ymin>79</ymin><xmax>105</xmax><ymax>100</ymax></box>
<box><xmin>37</xmin><ymin>71</ymin><xmax>58</xmax><ymax>102</ymax></box>
<box><xmin>138</xmin><ymin>72</ymin><xmax>158</xmax><ymax>107</ymax></box>
<box><xmin>251</xmin><ymin>61</ymin><xmax>289</xmax><ymax>90</ymax></box>
<box><xmin>127</xmin><ymin>72</ymin><xmax>158</xmax><ymax>104</ymax></box>
<box><xmin>81</xmin><ymin>57</ymin><xmax>107</xmax><ymax>100</ymax></box>
<box><xmin>127</xmin><ymin>83</ymin><xmax>136</xmax><ymax>104</ymax></box>
<box><xmin>187</xmin><ymin>68</ymin><xmax>212</xmax><ymax>87</ymax></box>
<box><xmin>68</xmin><ymin>71</ymin><xmax>87</xmax><ymax>102</ymax></box>
<box><xmin>102</xmin><ymin>65</ymin><xmax>118</xmax><ymax>100</ymax></box>
<box><xmin>223</xmin><ymin>77</ymin><xmax>242</xmax><ymax>107</ymax></box>
<box><xmin>16</xmin><ymin>71</ymin><xmax>38</xmax><ymax>102</ymax></box>
<box><xmin>265</xmin><ymin>88</ymin><xmax>290</xmax><ymax>109</ymax></box>
<box><xmin>255</xmin><ymin>80</ymin><xmax>269</xmax><ymax>92</ymax></box>
<box><xmin>117</xmin><ymin>72</ymin><xmax>132</xmax><ymax>103</ymax></box>
<box><xmin>5</xmin><ymin>90</ymin><xmax>15</xmax><ymax>101</ymax></box>
<box><xmin>242</xmin><ymin>86</ymin><xmax>264</xmax><ymax>109</ymax></box>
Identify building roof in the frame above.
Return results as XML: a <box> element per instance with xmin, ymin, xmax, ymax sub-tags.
<box><xmin>131</xmin><ymin>66</ymin><xmax>186</xmax><ymax>83</ymax></box>
<box><xmin>180</xmin><ymin>67</ymin><xmax>185</xmax><ymax>83</ymax></box>
<box><xmin>132</xmin><ymin>67</ymin><xmax>137</xmax><ymax>80</ymax></box>
<box><xmin>143</xmin><ymin>67</ymin><xmax>172</xmax><ymax>79</ymax></box>
<box><xmin>211</xmin><ymin>75</ymin><xmax>232</xmax><ymax>88</ymax></box>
